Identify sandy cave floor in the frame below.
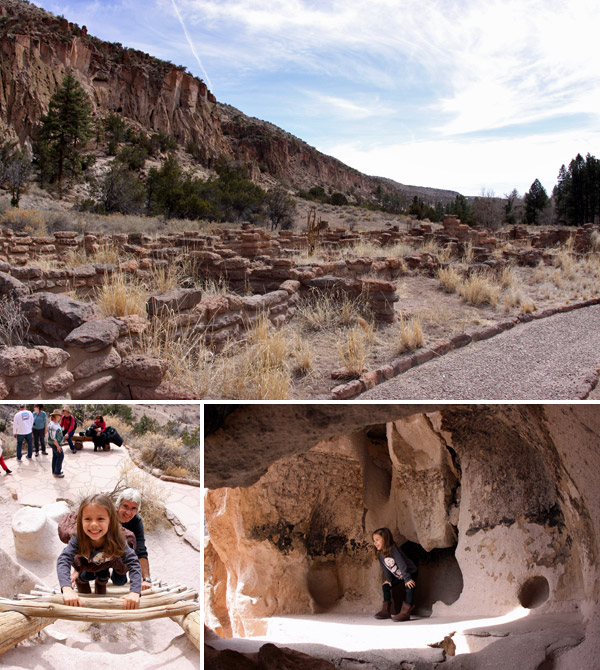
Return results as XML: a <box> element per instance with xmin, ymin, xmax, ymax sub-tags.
<box><xmin>208</xmin><ymin>610</ymin><xmax>586</xmax><ymax>668</ymax></box>
<box><xmin>0</xmin><ymin>442</ymin><xmax>201</xmax><ymax>670</ymax></box>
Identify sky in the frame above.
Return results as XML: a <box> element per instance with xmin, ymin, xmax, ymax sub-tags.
<box><xmin>37</xmin><ymin>0</ymin><xmax>600</xmax><ymax>197</ymax></box>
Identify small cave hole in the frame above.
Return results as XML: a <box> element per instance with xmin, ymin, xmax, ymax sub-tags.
<box><xmin>518</xmin><ymin>576</ymin><xmax>549</xmax><ymax>609</ymax></box>
<box><xmin>307</xmin><ymin>560</ymin><xmax>342</xmax><ymax>612</ymax></box>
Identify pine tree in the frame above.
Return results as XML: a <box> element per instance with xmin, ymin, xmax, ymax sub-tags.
<box><xmin>34</xmin><ymin>73</ymin><xmax>93</xmax><ymax>198</ymax></box>
<box><xmin>523</xmin><ymin>179</ymin><xmax>549</xmax><ymax>225</ymax></box>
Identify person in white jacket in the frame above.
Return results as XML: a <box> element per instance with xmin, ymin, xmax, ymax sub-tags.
<box><xmin>13</xmin><ymin>404</ymin><xmax>34</xmax><ymax>461</ymax></box>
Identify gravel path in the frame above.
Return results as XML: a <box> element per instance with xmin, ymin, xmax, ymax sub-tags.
<box><xmin>361</xmin><ymin>305</ymin><xmax>600</xmax><ymax>400</ymax></box>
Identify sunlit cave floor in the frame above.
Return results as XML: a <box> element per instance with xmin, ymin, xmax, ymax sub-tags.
<box><xmin>208</xmin><ymin>610</ymin><xmax>586</xmax><ymax>669</ymax></box>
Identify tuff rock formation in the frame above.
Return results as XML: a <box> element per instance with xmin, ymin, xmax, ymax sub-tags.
<box><xmin>204</xmin><ymin>404</ymin><xmax>600</xmax><ymax>669</ymax></box>
<box><xmin>0</xmin><ymin>0</ymin><xmax>459</xmax><ymax>203</ymax></box>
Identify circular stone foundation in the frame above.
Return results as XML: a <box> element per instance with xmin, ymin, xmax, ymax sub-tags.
<box><xmin>518</xmin><ymin>576</ymin><xmax>550</xmax><ymax>609</ymax></box>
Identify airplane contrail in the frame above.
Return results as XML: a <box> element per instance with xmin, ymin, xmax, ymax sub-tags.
<box><xmin>170</xmin><ymin>0</ymin><xmax>214</xmax><ymax>92</ymax></box>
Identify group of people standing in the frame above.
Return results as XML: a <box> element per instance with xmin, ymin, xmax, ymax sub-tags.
<box><xmin>1</xmin><ymin>405</ymin><xmax>106</xmax><ymax>478</ymax></box>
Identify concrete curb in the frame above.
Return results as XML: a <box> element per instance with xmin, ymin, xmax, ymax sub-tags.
<box><xmin>330</xmin><ymin>297</ymin><xmax>600</xmax><ymax>400</ymax></box>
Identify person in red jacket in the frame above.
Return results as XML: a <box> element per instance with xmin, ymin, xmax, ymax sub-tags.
<box><xmin>0</xmin><ymin>437</ymin><xmax>12</xmax><ymax>474</ymax></box>
<box><xmin>91</xmin><ymin>415</ymin><xmax>106</xmax><ymax>434</ymax></box>
<box><xmin>60</xmin><ymin>408</ymin><xmax>77</xmax><ymax>454</ymax></box>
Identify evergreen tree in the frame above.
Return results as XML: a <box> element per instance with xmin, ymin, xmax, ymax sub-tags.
<box><xmin>34</xmin><ymin>73</ymin><xmax>93</xmax><ymax>198</ymax></box>
<box><xmin>552</xmin><ymin>153</ymin><xmax>600</xmax><ymax>226</ymax></box>
<box><xmin>523</xmin><ymin>179</ymin><xmax>549</xmax><ymax>225</ymax></box>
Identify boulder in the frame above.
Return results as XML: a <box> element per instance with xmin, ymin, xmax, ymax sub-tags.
<box><xmin>64</xmin><ymin>317</ymin><xmax>121</xmax><ymax>351</ymax></box>
<box><xmin>38</xmin><ymin>293</ymin><xmax>96</xmax><ymax>330</ymax></box>
<box><xmin>146</xmin><ymin>288</ymin><xmax>204</xmax><ymax>316</ymax></box>
<box><xmin>0</xmin><ymin>271</ymin><xmax>29</xmax><ymax>299</ymax></box>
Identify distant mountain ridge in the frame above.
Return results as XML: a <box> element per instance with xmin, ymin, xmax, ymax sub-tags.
<box><xmin>0</xmin><ymin>0</ymin><xmax>460</xmax><ymax>204</ymax></box>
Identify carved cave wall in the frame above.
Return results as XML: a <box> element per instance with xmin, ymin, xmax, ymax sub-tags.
<box><xmin>204</xmin><ymin>405</ymin><xmax>598</xmax><ymax>640</ymax></box>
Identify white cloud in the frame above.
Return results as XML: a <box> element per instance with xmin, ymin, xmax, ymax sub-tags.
<box><xmin>302</xmin><ymin>92</ymin><xmax>395</xmax><ymax>120</ymax></box>
<box><xmin>175</xmin><ymin>0</ymin><xmax>600</xmax><ymax>134</ymax></box>
<box><xmin>325</xmin><ymin>128</ymin><xmax>600</xmax><ymax>196</ymax></box>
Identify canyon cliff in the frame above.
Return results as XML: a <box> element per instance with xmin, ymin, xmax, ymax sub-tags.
<box><xmin>0</xmin><ymin>0</ymin><xmax>459</xmax><ymax>203</ymax></box>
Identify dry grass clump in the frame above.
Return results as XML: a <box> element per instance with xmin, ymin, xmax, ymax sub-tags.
<box><xmin>500</xmin><ymin>266</ymin><xmax>517</xmax><ymax>288</ymax></box>
<box><xmin>96</xmin><ymin>271</ymin><xmax>147</xmax><ymax>317</ymax></box>
<box><xmin>90</xmin><ymin>241</ymin><xmax>123</xmax><ymax>265</ymax></box>
<box><xmin>399</xmin><ymin>314</ymin><xmax>425</xmax><ymax>350</ymax></box>
<box><xmin>337</xmin><ymin>318</ymin><xmax>374</xmax><ymax>376</ymax></box>
<box><xmin>462</xmin><ymin>242</ymin><xmax>474</xmax><ymax>264</ymax></box>
<box><xmin>519</xmin><ymin>296</ymin><xmax>537</xmax><ymax>313</ymax></box>
<box><xmin>553</xmin><ymin>247</ymin><xmax>576</xmax><ymax>279</ymax></box>
<box><xmin>458</xmin><ymin>272</ymin><xmax>500</xmax><ymax>307</ymax></box>
<box><xmin>289</xmin><ymin>332</ymin><xmax>313</xmax><ymax>376</ymax></box>
<box><xmin>438</xmin><ymin>266</ymin><xmax>461</xmax><ymax>293</ymax></box>
<box><xmin>144</xmin><ymin>263</ymin><xmax>182</xmax><ymax>294</ymax></box>
<box><xmin>502</xmin><ymin>288</ymin><xmax>536</xmax><ymax>313</ymax></box>
<box><xmin>297</xmin><ymin>290</ymin><xmax>371</xmax><ymax>331</ymax></box>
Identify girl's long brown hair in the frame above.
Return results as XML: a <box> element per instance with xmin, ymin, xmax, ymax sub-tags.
<box><xmin>76</xmin><ymin>493</ymin><xmax>125</xmax><ymax>559</ymax></box>
<box><xmin>372</xmin><ymin>527</ymin><xmax>395</xmax><ymax>558</ymax></box>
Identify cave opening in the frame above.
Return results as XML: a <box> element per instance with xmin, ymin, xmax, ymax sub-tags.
<box><xmin>400</xmin><ymin>542</ymin><xmax>464</xmax><ymax>617</ymax></box>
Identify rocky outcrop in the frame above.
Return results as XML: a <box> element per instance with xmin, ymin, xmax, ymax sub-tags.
<box><xmin>204</xmin><ymin>404</ymin><xmax>600</xmax><ymax>670</ymax></box>
<box><xmin>0</xmin><ymin>0</ymin><xmax>460</xmax><ymax>202</ymax></box>
<box><xmin>0</xmin><ymin>0</ymin><xmax>225</xmax><ymax>159</ymax></box>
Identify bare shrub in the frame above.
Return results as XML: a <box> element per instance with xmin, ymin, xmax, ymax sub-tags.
<box><xmin>0</xmin><ymin>296</ymin><xmax>29</xmax><ymax>346</ymax></box>
<box><xmin>0</xmin><ymin>208</ymin><xmax>46</xmax><ymax>234</ymax></box>
<box><xmin>135</xmin><ymin>433</ymin><xmax>199</xmax><ymax>479</ymax></box>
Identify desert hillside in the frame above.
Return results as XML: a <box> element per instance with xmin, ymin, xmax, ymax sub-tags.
<box><xmin>0</xmin><ymin>0</ymin><xmax>459</xmax><ymax>205</ymax></box>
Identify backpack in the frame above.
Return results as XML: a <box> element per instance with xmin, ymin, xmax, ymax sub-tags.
<box><xmin>58</xmin><ymin>512</ymin><xmax>136</xmax><ymax>551</ymax></box>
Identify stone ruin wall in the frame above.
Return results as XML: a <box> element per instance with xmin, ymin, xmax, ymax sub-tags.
<box><xmin>204</xmin><ymin>406</ymin><xmax>598</xmax><ymax>642</ymax></box>
<box><xmin>1</xmin><ymin>220</ymin><xmax>599</xmax><ymax>399</ymax></box>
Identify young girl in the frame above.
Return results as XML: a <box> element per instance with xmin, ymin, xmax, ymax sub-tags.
<box><xmin>372</xmin><ymin>527</ymin><xmax>418</xmax><ymax>622</ymax></box>
<box><xmin>57</xmin><ymin>493</ymin><xmax>142</xmax><ymax>609</ymax></box>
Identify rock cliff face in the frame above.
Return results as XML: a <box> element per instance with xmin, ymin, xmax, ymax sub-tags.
<box><xmin>204</xmin><ymin>405</ymin><xmax>600</xmax><ymax>668</ymax></box>
<box><xmin>0</xmin><ymin>0</ymin><xmax>227</xmax><ymax>164</ymax></box>
<box><xmin>0</xmin><ymin>0</ymin><xmax>459</xmax><ymax>203</ymax></box>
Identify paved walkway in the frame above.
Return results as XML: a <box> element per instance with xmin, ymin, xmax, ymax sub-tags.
<box><xmin>361</xmin><ymin>305</ymin><xmax>600</xmax><ymax>399</ymax></box>
<box><xmin>0</xmin><ymin>439</ymin><xmax>200</xmax><ymax>547</ymax></box>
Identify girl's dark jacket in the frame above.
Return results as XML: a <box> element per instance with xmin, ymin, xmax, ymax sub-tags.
<box><xmin>378</xmin><ymin>544</ymin><xmax>417</xmax><ymax>583</ymax></box>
